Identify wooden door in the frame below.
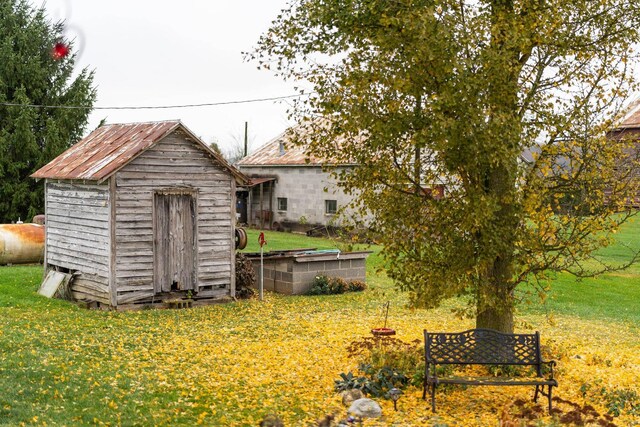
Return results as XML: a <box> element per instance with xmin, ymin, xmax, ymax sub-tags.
<box><xmin>154</xmin><ymin>192</ymin><xmax>196</xmax><ymax>293</ymax></box>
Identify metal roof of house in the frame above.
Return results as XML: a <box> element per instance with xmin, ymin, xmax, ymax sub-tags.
<box><xmin>32</xmin><ymin>120</ymin><xmax>247</xmax><ymax>183</ymax></box>
<box><xmin>237</xmin><ymin>121</ymin><xmax>356</xmax><ymax>167</ymax></box>
<box><xmin>614</xmin><ymin>98</ymin><xmax>640</xmax><ymax>129</ymax></box>
<box><xmin>237</xmin><ymin>127</ymin><xmax>321</xmax><ymax>166</ymax></box>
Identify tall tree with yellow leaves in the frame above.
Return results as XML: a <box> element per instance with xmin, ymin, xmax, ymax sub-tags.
<box><xmin>254</xmin><ymin>0</ymin><xmax>640</xmax><ymax>332</ymax></box>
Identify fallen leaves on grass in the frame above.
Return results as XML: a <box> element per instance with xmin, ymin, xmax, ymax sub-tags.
<box><xmin>0</xmin><ymin>293</ymin><xmax>639</xmax><ymax>426</ymax></box>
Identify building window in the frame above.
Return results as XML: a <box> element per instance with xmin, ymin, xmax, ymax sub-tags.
<box><xmin>277</xmin><ymin>197</ymin><xmax>288</xmax><ymax>211</ymax></box>
<box><xmin>325</xmin><ymin>199</ymin><xmax>337</xmax><ymax>215</ymax></box>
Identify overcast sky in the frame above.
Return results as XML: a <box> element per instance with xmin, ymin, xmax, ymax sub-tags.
<box><xmin>31</xmin><ymin>0</ymin><xmax>297</xmax><ymax>154</ymax></box>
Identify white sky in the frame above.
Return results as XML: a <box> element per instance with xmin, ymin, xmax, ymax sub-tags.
<box><xmin>31</xmin><ymin>0</ymin><xmax>297</xmax><ymax>154</ymax></box>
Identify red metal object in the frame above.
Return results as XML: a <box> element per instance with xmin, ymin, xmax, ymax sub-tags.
<box><xmin>51</xmin><ymin>42</ymin><xmax>70</xmax><ymax>60</ymax></box>
<box><xmin>258</xmin><ymin>232</ymin><xmax>267</xmax><ymax>247</ymax></box>
<box><xmin>371</xmin><ymin>328</ymin><xmax>396</xmax><ymax>337</ymax></box>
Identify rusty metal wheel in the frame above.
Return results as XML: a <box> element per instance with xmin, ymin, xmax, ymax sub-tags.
<box><xmin>235</xmin><ymin>227</ymin><xmax>248</xmax><ymax>250</ymax></box>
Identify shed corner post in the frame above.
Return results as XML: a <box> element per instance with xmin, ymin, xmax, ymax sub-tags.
<box><xmin>109</xmin><ymin>176</ymin><xmax>118</xmax><ymax>308</ymax></box>
<box><xmin>230</xmin><ymin>179</ymin><xmax>237</xmax><ymax>298</ymax></box>
<box><xmin>42</xmin><ymin>179</ymin><xmax>49</xmax><ymax>280</ymax></box>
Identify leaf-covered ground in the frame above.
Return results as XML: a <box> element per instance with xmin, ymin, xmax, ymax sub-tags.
<box><xmin>1</xmin><ymin>263</ymin><xmax>639</xmax><ymax>426</ymax></box>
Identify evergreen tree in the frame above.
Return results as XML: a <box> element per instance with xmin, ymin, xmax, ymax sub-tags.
<box><xmin>0</xmin><ymin>0</ymin><xmax>95</xmax><ymax>223</ymax></box>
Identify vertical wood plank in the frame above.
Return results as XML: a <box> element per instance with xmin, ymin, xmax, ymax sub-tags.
<box><xmin>109</xmin><ymin>176</ymin><xmax>117</xmax><ymax>307</ymax></box>
<box><xmin>230</xmin><ymin>178</ymin><xmax>236</xmax><ymax>297</ymax></box>
<box><xmin>192</xmin><ymin>191</ymin><xmax>199</xmax><ymax>292</ymax></box>
<box><xmin>161</xmin><ymin>195</ymin><xmax>170</xmax><ymax>292</ymax></box>
<box><xmin>43</xmin><ymin>180</ymin><xmax>49</xmax><ymax>280</ymax></box>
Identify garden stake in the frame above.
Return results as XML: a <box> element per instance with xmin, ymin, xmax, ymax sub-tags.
<box><xmin>383</xmin><ymin>301</ymin><xmax>390</xmax><ymax>328</ymax></box>
<box><xmin>259</xmin><ymin>232</ymin><xmax>267</xmax><ymax>301</ymax></box>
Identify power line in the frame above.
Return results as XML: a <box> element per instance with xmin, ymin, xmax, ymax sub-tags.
<box><xmin>0</xmin><ymin>93</ymin><xmax>308</xmax><ymax>110</ymax></box>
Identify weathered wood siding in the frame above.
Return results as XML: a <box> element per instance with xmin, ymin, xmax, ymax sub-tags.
<box><xmin>114</xmin><ymin>130</ymin><xmax>234</xmax><ymax>305</ymax></box>
<box><xmin>45</xmin><ymin>180</ymin><xmax>111</xmax><ymax>304</ymax></box>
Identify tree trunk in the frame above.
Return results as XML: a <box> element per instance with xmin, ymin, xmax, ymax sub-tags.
<box><xmin>476</xmin><ymin>258</ymin><xmax>516</xmax><ymax>333</ymax></box>
<box><xmin>476</xmin><ymin>298</ymin><xmax>514</xmax><ymax>333</ymax></box>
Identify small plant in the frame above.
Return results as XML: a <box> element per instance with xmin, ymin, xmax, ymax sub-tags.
<box><xmin>580</xmin><ymin>381</ymin><xmax>640</xmax><ymax>417</ymax></box>
<box><xmin>603</xmin><ymin>388</ymin><xmax>640</xmax><ymax>417</ymax></box>
<box><xmin>307</xmin><ymin>275</ymin><xmax>366</xmax><ymax>295</ymax></box>
<box><xmin>337</xmin><ymin>336</ymin><xmax>424</xmax><ymax>397</ymax></box>
<box><xmin>334</xmin><ymin>366</ymin><xmax>408</xmax><ymax>398</ymax></box>
<box><xmin>308</xmin><ymin>275</ymin><xmax>331</xmax><ymax>295</ymax></box>
<box><xmin>334</xmin><ymin>371</ymin><xmax>378</xmax><ymax>395</ymax></box>
<box><xmin>328</xmin><ymin>277</ymin><xmax>348</xmax><ymax>294</ymax></box>
<box><xmin>348</xmin><ymin>280</ymin><xmax>366</xmax><ymax>292</ymax></box>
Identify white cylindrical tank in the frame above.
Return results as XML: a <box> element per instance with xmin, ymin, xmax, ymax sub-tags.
<box><xmin>0</xmin><ymin>224</ymin><xmax>45</xmax><ymax>265</ymax></box>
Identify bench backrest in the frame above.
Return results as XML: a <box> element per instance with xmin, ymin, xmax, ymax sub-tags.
<box><xmin>424</xmin><ymin>328</ymin><xmax>542</xmax><ymax>366</ymax></box>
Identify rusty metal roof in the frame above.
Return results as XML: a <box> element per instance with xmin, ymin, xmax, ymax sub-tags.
<box><xmin>248</xmin><ymin>177</ymin><xmax>276</xmax><ymax>186</ymax></box>
<box><xmin>237</xmin><ymin>121</ymin><xmax>356</xmax><ymax>167</ymax></box>
<box><xmin>237</xmin><ymin>127</ymin><xmax>320</xmax><ymax>166</ymax></box>
<box><xmin>32</xmin><ymin>121</ymin><xmax>248</xmax><ymax>183</ymax></box>
<box><xmin>615</xmin><ymin>98</ymin><xmax>640</xmax><ymax>129</ymax></box>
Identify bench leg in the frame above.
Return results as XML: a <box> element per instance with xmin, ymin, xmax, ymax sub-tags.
<box><xmin>431</xmin><ymin>384</ymin><xmax>437</xmax><ymax>412</ymax></box>
<box><xmin>533</xmin><ymin>384</ymin><xmax>554</xmax><ymax>413</ymax></box>
<box><xmin>422</xmin><ymin>379</ymin><xmax>427</xmax><ymax>400</ymax></box>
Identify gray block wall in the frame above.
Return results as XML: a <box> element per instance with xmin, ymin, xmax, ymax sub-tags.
<box><xmin>249</xmin><ymin>252</ymin><xmax>369</xmax><ymax>295</ymax></box>
<box><xmin>241</xmin><ymin>165</ymin><xmax>356</xmax><ymax>226</ymax></box>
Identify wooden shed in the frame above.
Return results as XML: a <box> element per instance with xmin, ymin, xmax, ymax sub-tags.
<box><xmin>31</xmin><ymin>120</ymin><xmax>248</xmax><ymax>309</ymax></box>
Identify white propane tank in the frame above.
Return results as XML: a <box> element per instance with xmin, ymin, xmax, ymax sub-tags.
<box><xmin>0</xmin><ymin>224</ymin><xmax>45</xmax><ymax>265</ymax></box>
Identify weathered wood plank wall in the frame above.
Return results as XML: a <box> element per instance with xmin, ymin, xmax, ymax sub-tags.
<box><xmin>114</xmin><ymin>130</ymin><xmax>234</xmax><ymax>305</ymax></box>
<box><xmin>45</xmin><ymin>180</ymin><xmax>111</xmax><ymax>304</ymax></box>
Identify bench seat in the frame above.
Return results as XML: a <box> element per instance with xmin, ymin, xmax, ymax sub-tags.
<box><xmin>423</xmin><ymin>328</ymin><xmax>557</xmax><ymax>412</ymax></box>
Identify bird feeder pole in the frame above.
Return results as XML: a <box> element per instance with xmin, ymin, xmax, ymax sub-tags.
<box><xmin>258</xmin><ymin>232</ymin><xmax>266</xmax><ymax>301</ymax></box>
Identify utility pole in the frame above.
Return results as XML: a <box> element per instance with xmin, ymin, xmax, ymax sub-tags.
<box><xmin>244</xmin><ymin>121</ymin><xmax>248</xmax><ymax>157</ymax></box>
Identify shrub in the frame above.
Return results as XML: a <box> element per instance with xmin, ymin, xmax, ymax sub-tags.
<box><xmin>603</xmin><ymin>388</ymin><xmax>640</xmax><ymax>417</ymax></box>
<box><xmin>580</xmin><ymin>381</ymin><xmax>640</xmax><ymax>417</ymax></box>
<box><xmin>235</xmin><ymin>253</ymin><xmax>256</xmax><ymax>299</ymax></box>
<box><xmin>307</xmin><ymin>275</ymin><xmax>367</xmax><ymax>295</ymax></box>
<box><xmin>348</xmin><ymin>280</ymin><xmax>367</xmax><ymax>292</ymax></box>
<box><xmin>336</xmin><ymin>336</ymin><xmax>424</xmax><ymax>397</ymax></box>
<box><xmin>328</xmin><ymin>277</ymin><xmax>348</xmax><ymax>294</ymax></box>
<box><xmin>334</xmin><ymin>366</ymin><xmax>408</xmax><ymax>398</ymax></box>
<box><xmin>307</xmin><ymin>275</ymin><xmax>331</xmax><ymax>295</ymax></box>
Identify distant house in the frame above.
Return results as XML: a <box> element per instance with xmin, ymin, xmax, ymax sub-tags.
<box><xmin>236</xmin><ymin>124</ymin><xmax>359</xmax><ymax>231</ymax></box>
<box><xmin>608</xmin><ymin>98</ymin><xmax>640</xmax><ymax>140</ymax></box>
<box><xmin>607</xmin><ymin>99</ymin><xmax>640</xmax><ymax>207</ymax></box>
<box><xmin>32</xmin><ymin>121</ymin><xmax>247</xmax><ymax>309</ymax></box>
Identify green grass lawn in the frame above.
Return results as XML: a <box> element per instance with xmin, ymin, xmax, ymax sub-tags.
<box><xmin>0</xmin><ymin>225</ymin><xmax>638</xmax><ymax>426</ymax></box>
<box><xmin>240</xmin><ymin>227</ymin><xmax>640</xmax><ymax>325</ymax></box>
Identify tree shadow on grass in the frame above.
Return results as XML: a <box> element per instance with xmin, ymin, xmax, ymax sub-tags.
<box><xmin>501</xmin><ymin>397</ymin><xmax>617</xmax><ymax>427</ymax></box>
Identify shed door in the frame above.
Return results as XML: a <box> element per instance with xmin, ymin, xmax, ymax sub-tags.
<box><xmin>154</xmin><ymin>193</ymin><xmax>196</xmax><ymax>293</ymax></box>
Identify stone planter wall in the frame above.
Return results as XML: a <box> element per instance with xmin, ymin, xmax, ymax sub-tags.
<box><xmin>245</xmin><ymin>250</ymin><xmax>370</xmax><ymax>295</ymax></box>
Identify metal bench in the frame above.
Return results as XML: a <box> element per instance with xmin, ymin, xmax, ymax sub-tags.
<box><xmin>423</xmin><ymin>328</ymin><xmax>557</xmax><ymax>412</ymax></box>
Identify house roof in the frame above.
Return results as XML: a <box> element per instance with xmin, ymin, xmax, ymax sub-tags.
<box><xmin>32</xmin><ymin>120</ymin><xmax>248</xmax><ymax>183</ymax></box>
<box><xmin>237</xmin><ymin>127</ymin><xmax>320</xmax><ymax>167</ymax></box>
<box><xmin>237</xmin><ymin>121</ymin><xmax>356</xmax><ymax>167</ymax></box>
<box><xmin>613</xmin><ymin>98</ymin><xmax>640</xmax><ymax>130</ymax></box>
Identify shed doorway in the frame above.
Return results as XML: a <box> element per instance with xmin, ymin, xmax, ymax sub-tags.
<box><xmin>153</xmin><ymin>192</ymin><xmax>197</xmax><ymax>294</ymax></box>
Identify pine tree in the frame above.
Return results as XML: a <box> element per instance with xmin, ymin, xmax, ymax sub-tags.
<box><xmin>0</xmin><ymin>0</ymin><xmax>95</xmax><ymax>223</ymax></box>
